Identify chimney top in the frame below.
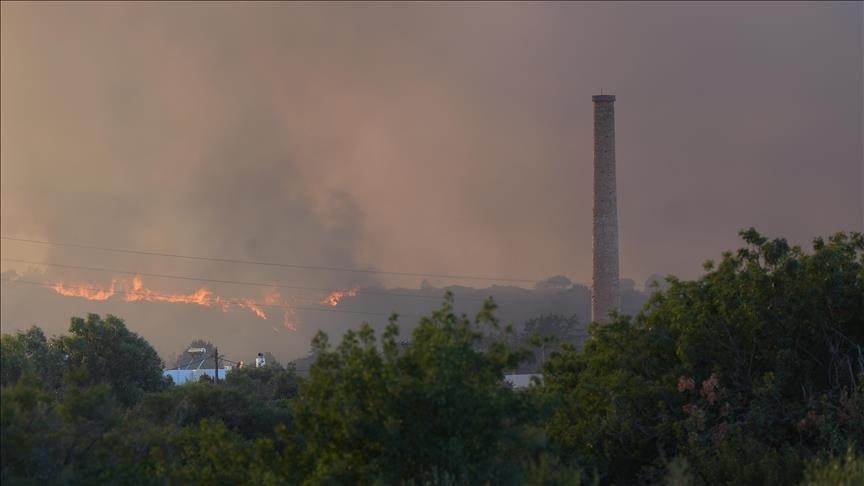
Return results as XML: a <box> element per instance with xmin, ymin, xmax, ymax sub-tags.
<box><xmin>592</xmin><ymin>94</ymin><xmax>616</xmax><ymax>102</ymax></box>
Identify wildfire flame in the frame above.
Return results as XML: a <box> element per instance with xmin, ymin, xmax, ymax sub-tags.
<box><xmin>52</xmin><ymin>281</ymin><xmax>117</xmax><ymax>301</ymax></box>
<box><xmin>50</xmin><ymin>275</ymin><xmax>283</xmax><ymax>327</ymax></box>
<box><xmin>234</xmin><ymin>297</ymin><xmax>268</xmax><ymax>320</ymax></box>
<box><xmin>322</xmin><ymin>286</ymin><xmax>359</xmax><ymax>306</ymax></box>
<box><xmin>124</xmin><ymin>275</ymin><xmax>233</xmax><ymax>310</ymax></box>
<box><xmin>47</xmin><ymin>275</ymin><xmax>355</xmax><ymax>332</ymax></box>
<box><xmin>264</xmin><ymin>289</ymin><xmax>297</xmax><ymax>331</ymax></box>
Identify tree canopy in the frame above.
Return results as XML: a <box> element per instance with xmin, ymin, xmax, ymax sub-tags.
<box><xmin>1</xmin><ymin>229</ymin><xmax>862</xmax><ymax>484</ymax></box>
<box><xmin>56</xmin><ymin>314</ymin><xmax>166</xmax><ymax>406</ymax></box>
<box><xmin>291</xmin><ymin>295</ymin><xmax>535</xmax><ymax>483</ymax></box>
<box><xmin>541</xmin><ymin>229</ymin><xmax>864</xmax><ymax>483</ymax></box>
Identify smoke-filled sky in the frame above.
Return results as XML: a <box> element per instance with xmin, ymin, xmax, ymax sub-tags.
<box><xmin>2</xmin><ymin>2</ymin><xmax>862</xmax><ymax>361</ymax></box>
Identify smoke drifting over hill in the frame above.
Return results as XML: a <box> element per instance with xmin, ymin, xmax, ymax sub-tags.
<box><xmin>2</xmin><ymin>267</ymin><xmax>658</xmax><ymax>363</ymax></box>
<box><xmin>2</xmin><ymin>3</ymin><xmax>861</xmax><ymax>361</ymax></box>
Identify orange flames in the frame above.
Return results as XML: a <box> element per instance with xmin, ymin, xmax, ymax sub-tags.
<box><xmin>322</xmin><ymin>286</ymin><xmax>359</xmax><ymax>306</ymax></box>
<box><xmin>234</xmin><ymin>297</ymin><xmax>268</xmax><ymax>320</ymax></box>
<box><xmin>52</xmin><ymin>281</ymin><xmax>117</xmax><ymax>301</ymax></box>
<box><xmin>264</xmin><ymin>289</ymin><xmax>297</xmax><ymax>331</ymax></box>
<box><xmin>124</xmin><ymin>276</ymin><xmax>232</xmax><ymax>310</ymax></box>
<box><xmin>48</xmin><ymin>275</ymin><xmax>357</xmax><ymax>332</ymax></box>
<box><xmin>50</xmin><ymin>275</ymin><xmax>285</xmax><ymax>328</ymax></box>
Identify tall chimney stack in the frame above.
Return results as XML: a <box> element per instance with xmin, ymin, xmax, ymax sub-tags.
<box><xmin>592</xmin><ymin>94</ymin><xmax>619</xmax><ymax>323</ymax></box>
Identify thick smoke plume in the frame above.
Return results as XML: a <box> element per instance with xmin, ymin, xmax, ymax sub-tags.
<box><xmin>2</xmin><ymin>3</ymin><xmax>861</xmax><ymax>361</ymax></box>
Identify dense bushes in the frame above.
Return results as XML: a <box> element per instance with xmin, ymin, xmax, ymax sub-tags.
<box><xmin>540</xmin><ymin>230</ymin><xmax>863</xmax><ymax>484</ymax></box>
<box><xmin>1</xmin><ymin>230</ymin><xmax>861</xmax><ymax>484</ymax></box>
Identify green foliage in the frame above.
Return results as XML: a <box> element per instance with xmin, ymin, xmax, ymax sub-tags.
<box><xmin>541</xmin><ymin>316</ymin><xmax>678</xmax><ymax>481</ymax></box>
<box><xmin>1</xmin><ymin>230</ymin><xmax>861</xmax><ymax>484</ymax></box>
<box><xmin>0</xmin><ymin>326</ymin><xmax>65</xmax><ymax>390</ymax></box>
<box><xmin>291</xmin><ymin>293</ymin><xmax>535</xmax><ymax>483</ymax></box>
<box><xmin>516</xmin><ymin>314</ymin><xmax>583</xmax><ymax>372</ymax></box>
<box><xmin>136</xmin><ymin>380</ymin><xmax>293</xmax><ymax>440</ymax></box>
<box><xmin>224</xmin><ymin>361</ymin><xmax>299</xmax><ymax>402</ymax></box>
<box><xmin>522</xmin><ymin>453</ymin><xmax>589</xmax><ymax>485</ymax></box>
<box><xmin>0</xmin><ymin>377</ymin><xmax>121</xmax><ymax>484</ymax></box>
<box><xmin>801</xmin><ymin>447</ymin><xmax>864</xmax><ymax>486</ymax></box>
<box><xmin>56</xmin><ymin>314</ymin><xmax>165</xmax><ymax>407</ymax></box>
<box><xmin>148</xmin><ymin>419</ymin><xmax>278</xmax><ymax>484</ymax></box>
<box><xmin>540</xmin><ymin>230</ymin><xmax>864</xmax><ymax>484</ymax></box>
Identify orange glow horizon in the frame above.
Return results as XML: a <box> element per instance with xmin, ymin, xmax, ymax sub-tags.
<box><xmin>49</xmin><ymin>275</ymin><xmax>294</xmax><ymax>329</ymax></box>
<box><xmin>47</xmin><ymin>277</ymin><xmax>360</xmax><ymax>331</ymax></box>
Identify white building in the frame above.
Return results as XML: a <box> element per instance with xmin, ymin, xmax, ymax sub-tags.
<box><xmin>163</xmin><ymin>367</ymin><xmax>232</xmax><ymax>385</ymax></box>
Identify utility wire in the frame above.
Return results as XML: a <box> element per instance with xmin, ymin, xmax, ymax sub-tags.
<box><xmin>0</xmin><ymin>278</ymin><xmax>425</xmax><ymax>319</ymax></box>
<box><xmin>0</xmin><ymin>257</ymin><xmax>490</xmax><ymax>302</ymax></box>
<box><xmin>1</xmin><ymin>236</ymin><xmax>541</xmax><ymax>284</ymax></box>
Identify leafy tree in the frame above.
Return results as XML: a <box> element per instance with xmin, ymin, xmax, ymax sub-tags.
<box><xmin>224</xmin><ymin>362</ymin><xmax>299</xmax><ymax>402</ymax></box>
<box><xmin>136</xmin><ymin>381</ymin><xmax>292</xmax><ymax>441</ymax></box>
<box><xmin>540</xmin><ymin>230</ymin><xmax>864</xmax><ymax>484</ymax></box>
<box><xmin>0</xmin><ymin>326</ymin><xmax>65</xmax><ymax>390</ymax></box>
<box><xmin>517</xmin><ymin>314</ymin><xmax>583</xmax><ymax>372</ymax></box>
<box><xmin>801</xmin><ymin>447</ymin><xmax>864</xmax><ymax>486</ymax></box>
<box><xmin>290</xmin><ymin>293</ymin><xmax>536</xmax><ymax>483</ymax></box>
<box><xmin>1</xmin><ymin>377</ymin><xmax>121</xmax><ymax>484</ymax></box>
<box><xmin>541</xmin><ymin>314</ymin><xmax>677</xmax><ymax>481</ymax></box>
<box><xmin>644</xmin><ymin>273</ymin><xmax>670</xmax><ymax>292</ymax></box>
<box><xmin>2</xmin><ymin>229</ymin><xmax>861</xmax><ymax>485</ymax></box>
<box><xmin>55</xmin><ymin>314</ymin><xmax>165</xmax><ymax>407</ymax></box>
<box><xmin>148</xmin><ymin>419</ymin><xmax>279</xmax><ymax>485</ymax></box>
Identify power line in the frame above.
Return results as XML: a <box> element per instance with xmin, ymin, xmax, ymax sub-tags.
<box><xmin>0</xmin><ymin>257</ymin><xmax>490</xmax><ymax>302</ymax></box>
<box><xmin>1</xmin><ymin>236</ymin><xmax>541</xmax><ymax>284</ymax></box>
<box><xmin>0</xmin><ymin>278</ymin><xmax>426</xmax><ymax>319</ymax></box>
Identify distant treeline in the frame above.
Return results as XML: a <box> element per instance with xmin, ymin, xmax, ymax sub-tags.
<box><xmin>343</xmin><ymin>272</ymin><xmax>660</xmax><ymax>343</ymax></box>
<box><xmin>2</xmin><ymin>229</ymin><xmax>862</xmax><ymax>484</ymax></box>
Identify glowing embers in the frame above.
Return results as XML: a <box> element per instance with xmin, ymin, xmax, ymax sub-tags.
<box><xmin>49</xmin><ymin>275</ymin><xmax>361</xmax><ymax>331</ymax></box>
<box><xmin>321</xmin><ymin>286</ymin><xmax>359</xmax><ymax>306</ymax></box>
<box><xmin>51</xmin><ymin>275</ymin><xmax>282</xmax><ymax>327</ymax></box>
<box><xmin>52</xmin><ymin>281</ymin><xmax>117</xmax><ymax>301</ymax></box>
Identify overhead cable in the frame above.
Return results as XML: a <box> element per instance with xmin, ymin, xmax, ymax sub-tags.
<box><xmin>1</xmin><ymin>236</ymin><xmax>541</xmax><ymax>284</ymax></box>
<box><xmin>0</xmin><ymin>277</ymin><xmax>426</xmax><ymax>319</ymax></box>
<box><xmin>0</xmin><ymin>257</ymin><xmax>493</xmax><ymax>302</ymax></box>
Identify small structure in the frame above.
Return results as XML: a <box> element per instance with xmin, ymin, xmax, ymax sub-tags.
<box><xmin>163</xmin><ymin>345</ymin><xmax>232</xmax><ymax>385</ymax></box>
<box><xmin>163</xmin><ymin>368</ymin><xmax>232</xmax><ymax>385</ymax></box>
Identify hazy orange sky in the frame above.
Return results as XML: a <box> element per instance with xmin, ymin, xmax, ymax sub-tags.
<box><xmin>1</xmin><ymin>2</ymin><xmax>861</xmax><ymax>360</ymax></box>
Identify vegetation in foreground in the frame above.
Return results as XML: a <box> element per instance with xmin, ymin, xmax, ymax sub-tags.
<box><xmin>1</xmin><ymin>229</ymin><xmax>862</xmax><ymax>484</ymax></box>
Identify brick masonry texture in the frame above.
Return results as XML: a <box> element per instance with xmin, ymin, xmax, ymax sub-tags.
<box><xmin>592</xmin><ymin>95</ymin><xmax>619</xmax><ymax>323</ymax></box>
